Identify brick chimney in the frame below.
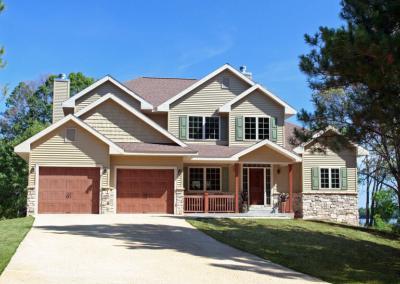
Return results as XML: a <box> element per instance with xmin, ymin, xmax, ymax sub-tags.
<box><xmin>52</xmin><ymin>74</ymin><xmax>70</xmax><ymax>123</ymax></box>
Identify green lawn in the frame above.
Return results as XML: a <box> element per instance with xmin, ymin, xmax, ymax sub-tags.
<box><xmin>187</xmin><ymin>218</ymin><xmax>400</xmax><ymax>284</ymax></box>
<box><xmin>0</xmin><ymin>217</ymin><xmax>34</xmax><ymax>274</ymax></box>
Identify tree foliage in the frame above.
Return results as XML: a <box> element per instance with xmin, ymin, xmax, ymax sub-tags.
<box><xmin>0</xmin><ymin>73</ymin><xmax>94</xmax><ymax>218</ymax></box>
<box><xmin>296</xmin><ymin>0</ymin><xmax>400</xmax><ymax>210</ymax></box>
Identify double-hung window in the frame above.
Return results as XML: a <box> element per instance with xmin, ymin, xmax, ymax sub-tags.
<box><xmin>320</xmin><ymin>168</ymin><xmax>340</xmax><ymax>189</ymax></box>
<box><xmin>188</xmin><ymin>116</ymin><xmax>220</xmax><ymax>140</ymax></box>
<box><xmin>244</xmin><ymin>116</ymin><xmax>270</xmax><ymax>140</ymax></box>
<box><xmin>189</xmin><ymin>167</ymin><xmax>221</xmax><ymax>191</ymax></box>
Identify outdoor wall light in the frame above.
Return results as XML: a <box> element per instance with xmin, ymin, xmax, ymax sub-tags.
<box><xmin>277</xmin><ymin>167</ymin><xmax>281</xmax><ymax>175</ymax></box>
<box><xmin>102</xmin><ymin>167</ymin><xmax>108</xmax><ymax>175</ymax></box>
<box><xmin>30</xmin><ymin>166</ymin><xmax>35</xmax><ymax>174</ymax></box>
<box><xmin>178</xmin><ymin>169</ymin><xmax>182</xmax><ymax>176</ymax></box>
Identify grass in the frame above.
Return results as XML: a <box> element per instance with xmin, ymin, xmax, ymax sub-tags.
<box><xmin>0</xmin><ymin>217</ymin><xmax>34</xmax><ymax>275</ymax></box>
<box><xmin>187</xmin><ymin>218</ymin><xmax>400</xmax><ymax>284</ymax></box>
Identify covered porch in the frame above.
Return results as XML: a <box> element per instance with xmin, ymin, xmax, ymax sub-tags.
<box><xmin>182</xmin><ymin>141</ymin><xmax>302</xmax><ymax>215</ymax></box>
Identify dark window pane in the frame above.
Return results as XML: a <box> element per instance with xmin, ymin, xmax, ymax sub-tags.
<box><xmin>189</xmin><ymin>116</ymin><xmax>203</xmax><ymax>139</ymax></box>
<box><xmin>258</xmin><ymin>117</ymin><xmax>270</xmax><ymax>140</ymax></box>
<box><xmin>206</xmin><ymin>168</ymin><xmax>220</xmax><ymax>191</ymax></box>
<box><xmin>265</xmin><ymin>168</ymin><xmax>271</xmax><ymax>205</ymax></box>
<box><xmin>205</xmin><ymin>117</ymin><xmax>219</xmax><ymax>139</ymax></box>
<box><xmin>245</xmin><ymin>117</ymin><xmax>256</xmax><ymax>140</ymax></box>
<box><xmin>320</xmin><ymin>168</ymin><xmax>330</xmax><ymax>188</ymax></box>
<box><xmin>331</xmin><ymin>168</ymin><xmax>340</xmax><ymax>189</ymax></box>
<box><xmin>189</xmin><ymin>168</ymin><xmax>204</xmax><ymax>190</ymax></box>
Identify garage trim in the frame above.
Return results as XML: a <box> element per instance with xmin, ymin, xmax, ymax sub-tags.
<box><xmin>114</xmin><ymin>166</ymin><xmax>178</xmax><ymax>214</ymax></box>
<box><xmin>36</xmin><ymin>165</ymin><xmax>103</xmax><ymax>215</ymax></box>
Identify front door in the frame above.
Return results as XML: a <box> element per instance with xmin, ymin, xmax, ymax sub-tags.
<box><xmin>249</xmin><ymin>168</ymin><xmax>264</xmax><ymax>205</ymax></box>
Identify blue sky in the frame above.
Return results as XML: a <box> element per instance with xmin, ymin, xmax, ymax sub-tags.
<box><xmin>0</xmin><ymin>0</ymin><xmax>343</xmax><ymax>115</ymax></box>
<box><xmin>1</xmin><ymin>1</ymin><xmax>367</xmax><ymax>206</ymax></box>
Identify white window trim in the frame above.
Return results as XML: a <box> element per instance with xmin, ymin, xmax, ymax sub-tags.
<box><xmin>187</xmin><ymin>115</ymin><xmax>221</xmax><ymax>141</ymax></box>
<box><xmin>65</xmin><ymin>128</ymin><xmax>77</xmax><ymax>142</ymax></box>
<box><xmin>188</xmin><ymin>167</ymin><xmax>222</xmax><ymax>192</ymax></box>
<box><xmin>243</xmin><ymin>115</ymin><xmax>271</xmax><ymax>141</ymax></box>
<box><xmin>320</xmin><ymin>167</ymin><xmax>341</xmax><ymax>190</ymax></box>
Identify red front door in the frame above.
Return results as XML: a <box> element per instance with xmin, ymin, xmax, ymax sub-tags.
<box><xmin>249</xmin><ymin>168</ymin><xmax>264</xmax><ymax>205</ymax></box>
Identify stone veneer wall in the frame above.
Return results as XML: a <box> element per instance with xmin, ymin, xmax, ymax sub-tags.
<box><xmin>301</xmin><ymin>193</ymin><xmax>359</xmax><ymax>226</ymax></box>
<box><xmin>27</xmin><ymin>187</ymin><xmax>36</xmax><ymax>216</ymax></box>
<box><xmin>100</xmin><ymin>188</ymin><xmax>115</xmax><ymax>214</ymax></box>
<box><xmin>175</xmin><ymin>188</ymin><xmax>184</xmax><ymax>215</ymax></box>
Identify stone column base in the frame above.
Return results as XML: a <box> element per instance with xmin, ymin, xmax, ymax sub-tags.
<box><xmin>26</xmin><ymin>187</ymin><xmax>36</xmax><ymax>216</ymax></box>
<box><xmin>175</xmin><ymin>188</ymin><xmax>184</xmax><ymax>215</ymax></box>
<box><xmin>301</xmin><ymin>192</ymin><xmax>359</xmax><ymax>226</ymax></box>
<box><xmin>100</xmin><ymin>188</ymin><xmax>115</xmax><ymax>214</ymax></box>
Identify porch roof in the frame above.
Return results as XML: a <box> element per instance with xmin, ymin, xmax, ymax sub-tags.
<box><xmin>187</xmin><ymin>144</ymin><xmax>246</xmax><ymax>158</ymax></box>
<box><xmin>116</xmin><ymin>142</ymin><xmax>198</xmax><ymax>156</ymax></box>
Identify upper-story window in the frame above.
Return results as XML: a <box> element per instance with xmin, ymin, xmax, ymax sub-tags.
<box><xmin>188</xmin><ymin>116</ymin><xmax>220</xmax><ymax>140</ymax></box>
<box><xmin>244</xmin><ymin>116</ymin><xmax>270</xmax><ymax>140</ymax></box>
<box><xmin>320</xmin><ymin>168</ymin><xmax>340</xmax><ymax>189</ymax></box>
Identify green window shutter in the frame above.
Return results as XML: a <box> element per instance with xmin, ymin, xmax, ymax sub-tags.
<box><xmin>270</xmin><ymin>117</ymin><xmax>277</xmax><ymax>142</ymax></box>
<box><xmin>311</xmin><ymin>167</ymin><xmax>319</xmax><ymax>190</ymax></box>
<box><xmin>222</xmin><ymin>167</ymin><xmax>229</xmax><ymax>192</ymax></box>
<box><xmin>183</xmin><ymin>167</ymin><xmax>188</xmax><ymax>190</ymax></box>
<box><xmin>341</xmin><ymin>167</ymin><xmax>348</xmax><ymax>190</ymax></box>
<box><xmin>179</xmin><ymin>116</ymin><xmax>187</xmax><ymax>140</ymax></box>
<box><xmin>235</xmin><ymin>116</ymin><xmax>243</xmax><ymax>141</ymax></box>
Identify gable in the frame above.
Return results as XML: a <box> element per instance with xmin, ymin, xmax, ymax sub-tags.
<box><xmin>239</xmin><ymin>145</ymin><xmax>297</xmax><ymax>163</ymax></box>
<box><xmin>31</xmin><ymin>120</ymin><xmax>109</xmax><ymax>166</ymax></box>
<box><xmin>170</xmin><ymin>70</ymin><xmax>250</xmax><ymax>112</ymax></box>
<box><xmin>75</xmin><ymin>81</ymin><xmax>142</xmax><ymax>113</ymax></box>
<box><xmin>80</xmin><ymin>100</ymin><xmax>175</xmax><ymax>144</ymax></box>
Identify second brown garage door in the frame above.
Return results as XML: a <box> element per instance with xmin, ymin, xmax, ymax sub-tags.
<box><xmin>38</xmin><ymin>167</ymin><xmax>100</xmax><ymax>214</ymax></box>
<box><xmin>117</xmin><ymin>169</ymin><xmax>174</xmax><ymax>213</ymax></box>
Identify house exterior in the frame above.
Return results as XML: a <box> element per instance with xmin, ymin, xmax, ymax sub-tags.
<box><xmin>14</xmin><ymin>64</ymin><xmax>367</xmax><ymax>225</ymax></box>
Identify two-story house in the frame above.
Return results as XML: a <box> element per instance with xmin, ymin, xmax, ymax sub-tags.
<box><xmin>14</xmin><ymin>64</ymin><xmax>367</xmax><ymax>225</ymax></box>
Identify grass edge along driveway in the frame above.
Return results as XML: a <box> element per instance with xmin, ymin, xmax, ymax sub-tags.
<box><xmin>0</xmin><ymin>217</ymin><xmax>34</xmax><ymax>274</ymax></box>
<box><xmin>187</xmin><ymin>218</ymin><xmax>400</xmax><ymax>284</ymax></box>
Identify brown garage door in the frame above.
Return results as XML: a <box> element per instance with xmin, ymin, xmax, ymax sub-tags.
<box><xmin>117</xmin><ymin>169</ymin><xmax>174</xmax><ymax>213</ymax></box>
<box><xmin>38</xmin><ymin>167</ymin><xmax>100</xmax><ymax>214</ymax></box>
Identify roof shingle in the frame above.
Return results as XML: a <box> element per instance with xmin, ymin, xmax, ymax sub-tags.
<box><xmin>124</xmin><ymin>77</ymin><xmax>197</xmax><ymax>107</ymax></box>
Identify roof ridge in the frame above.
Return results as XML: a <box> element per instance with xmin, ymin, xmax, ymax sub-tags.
<box><xmin>139</xmin><ymin>76</ymin><xmax>197</xmax><ymax>80</ymax></box>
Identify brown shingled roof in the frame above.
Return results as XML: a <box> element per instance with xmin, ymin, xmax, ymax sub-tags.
<box><xmin>124</xmin><ymin>77</ymin><xmax>197</xmax><ymax>107</ymax></box>
<box><xmin>117</xmin><ymin>142</ymin><xmax>197</xmax><ymax>154</ymax></box>
<box><xmin>284</xmin><ymin>122</ymin><xmax>302</xmax><ymax>151</ymax></box>
<box><xmin>188</xmin><ymin>144</ymin><xmax>247</xmax><ymax>158</ymax></box>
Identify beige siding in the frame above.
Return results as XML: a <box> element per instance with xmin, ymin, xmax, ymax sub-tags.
<box><xmin>230</xmin><ymin>90</ymin><xmax>285</xmax><ymax>146</ymax></box>
<box><xmin>302</xmin><ymin>143</ymin><xmax>357</xmax><ymax>192</ymax></box>
<box><xmin>169</xmin><ymin>70</ymin><xmax>250</xmax><ymax>144</ymax></box>
<box><xmin>80</xmin><ymin>100</ymin><xmax>172</xmax><ymax>144</ymax></box>
<box><xmin>110</xmin><ymin>156</ymin><xmax>184</xmax><ymax>189</ymax></box>
<box><xmin>29</xmin><ymin>121</ymin><xmax>110</xmax><ymax>188</ymax></box>
<box><xmin>239</xmin><ymin>146</ymin><xmax>294</xmax><ymax>164</ymax></box>
<box><xmin>75</xmin><ymin>81</ymin><xmax>141</xmax><ymax>113</ymax></box>
<box><xmin>272</xmin><ymin>163</ymin><xmax>302</xmax><ymax>194</ymax></box>
<box><xmin>52</xmin><ymin>80</ymin><xmax>70</xmax><ymax>123</ymax></box>
<box><xmin>146</xmin><ymin>113</ymin><xmax>168</xmax><ymax>129</ymax></box>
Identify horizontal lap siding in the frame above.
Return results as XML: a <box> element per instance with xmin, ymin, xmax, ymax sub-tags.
<box><xmin>81</xmin><ymin>100</ymin><xmax>172</xmax><ymax>144</ymax></box>
<box><xmin>302</xmin><ymin>146</ymin><xmax>357</xmax><ymax>192</ymax></box>
<box><xmin>75</xmin><ymin>82</ymin><xmax>141</xmax><ymax>113</ymax></box>
<box><xmin>230</xmin><ymin>91</ymin><xmax>285</xmax><ymax>146</ymax></box>
<box><xmin>29</xmin><ymin>121</ymin><xmax>110</xmax><ymax>188</ymax></box>
<box><xmin>110</xmin><ymin>156</ymin><xmax>184</xmax><ymax>189</ymax></box>
<box><xmin>169</xmin><ymin>71</ymin><xmax>249</xmax><ymax>145</ymax></box>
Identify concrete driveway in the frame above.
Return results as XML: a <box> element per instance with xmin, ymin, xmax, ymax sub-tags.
<box><xmin>1</xmin><ymin>215</ymin><xmax>323</xmax><ymax>284</ymax></box>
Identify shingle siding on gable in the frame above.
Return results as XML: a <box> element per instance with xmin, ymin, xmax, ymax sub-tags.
<box><xmin>229</xmin><ymin>91</ymin><xmax>285</xmax><ymax>146</ymax></box>
<box><xmin>168</xmin><ymin>70</ymin><xmax>250</xmax><ymax>144</ymax></box>
<box><xmin>80</xmin><ymin>100</ymin><xmax>172</xmax><ymax>144</ymax></box>
<box><xmin>75</xmin><ymin>81</ymin><xmax>141</xmax><ymax>113</ymax></box>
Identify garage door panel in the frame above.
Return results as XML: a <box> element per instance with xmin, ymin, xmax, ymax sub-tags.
<box><xmin>117</xmin><ymin>169</ymin><xmax>174</xmax><ymax>213</ymax></box>
<box><xmin>38</xmin><ymin>167</ymin><xmax>100</xmax><ymax>214</ymax></box>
